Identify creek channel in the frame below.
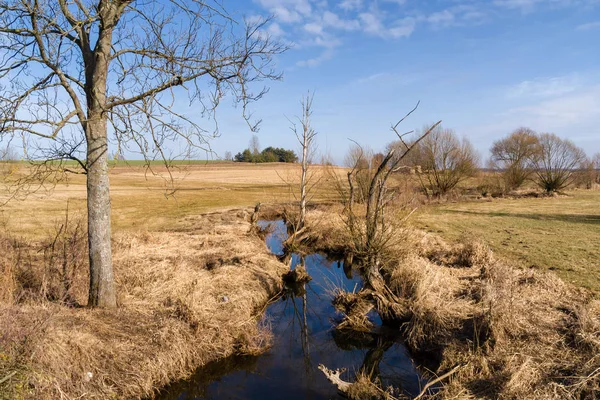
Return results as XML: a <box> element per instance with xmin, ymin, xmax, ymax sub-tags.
<box><xmin>159</xmin><ymin>220</ymin><xmax>427</xmax><ymax>399</ymax></box>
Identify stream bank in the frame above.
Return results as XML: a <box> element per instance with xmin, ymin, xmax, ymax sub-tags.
<box><xmin>0</xmin><ymin>211</ymin><xmax>286</xmax><ymax>399</ymax></box>
<box><xmin>159</xmin><ymin>219</ymin><xmax>427</xmax><ymax>399</ymax></box>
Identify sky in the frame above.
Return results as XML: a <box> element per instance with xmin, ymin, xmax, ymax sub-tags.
<box><xmin>203</xmin><ymin>0</ymin><xmax>600</xmax><ymax>164</ymax></box>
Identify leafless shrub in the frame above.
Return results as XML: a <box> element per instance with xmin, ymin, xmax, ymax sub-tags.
<box><xmin>532</xmin><ymin>133</ymin><xmax>587</xmax><ymax>193</ymax></box>
<box><xmin>416</xmin><ymin>124</ymin><xmax>479</xmax><ymax>197</ymax></box>
<box><xmin>490</xmin><ymin>128</ymin><xmax>539</xmax><ymax>191</ymax></box>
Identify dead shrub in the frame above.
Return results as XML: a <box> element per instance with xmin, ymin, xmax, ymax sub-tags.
<box><xmin>388</xmin><ymin>257</ymin><xmax>471</xmax><ymax>350</ymax></box>
<box><xmin>456</xmin><ymin>234</ymin><xmax>494</xmax><ymax>268</ymax></box>
<box><xmin>234</xmin><ymin>318</ymin><xmax>274</xmax><ymax>356</ymax></box>
<box><xmin>346</xmin><ymin>373</ymin><xmax>393</xmax><ymax>400</ymax></box>
<box><xmin>570</xmin><ymin>300</ymin><xmax>600</xmax><ymax>352</ymax></box>
<box><xmin>333</xmin><ymin>291</ymin><xmax>375</xmax><ymax>332</ymax></box>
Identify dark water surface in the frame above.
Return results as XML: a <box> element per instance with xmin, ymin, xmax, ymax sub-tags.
<box><xmin>159</xmin><ymin>220</ymin><xmax>424</xmax><ymax>399</ymax></box>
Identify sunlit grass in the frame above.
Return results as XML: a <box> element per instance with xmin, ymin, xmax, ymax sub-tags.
<box><xmin>412</xmin><ymin>190</ymin><xmax>600</xmax><ymax>292</ymax></box>
<box><xmin>0</xmin><ymin>162</ymin><xmax>343</xmax><ymax>238</ymax></box>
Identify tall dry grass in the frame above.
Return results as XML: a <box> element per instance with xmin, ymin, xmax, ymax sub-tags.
<box><xmin>305</xmin><ymin>205</ymin><xmax>600</xmax><ymax>400</ymax></box>
<box><xmin>0</xmin><ymin>210</ymin><xmax>286</xmax><ymax>399</ymax></box>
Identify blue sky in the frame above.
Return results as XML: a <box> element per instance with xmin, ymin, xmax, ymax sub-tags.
<box><xmin>205</xmin><ymin>0</ymin><xmax>600</xmax><ymax>164</ymax></box>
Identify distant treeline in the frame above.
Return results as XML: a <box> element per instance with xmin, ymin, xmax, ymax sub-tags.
<box><xmin>234</xmin><ymin>147</ymin><xmax>298</xmax><ymax>163</ymax></box>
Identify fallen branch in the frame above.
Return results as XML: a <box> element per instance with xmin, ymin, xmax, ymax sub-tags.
<box><xmin>318</xmin><ymin>364</ymin><xmax>352</xmax><ymax>392</ymax></box>
<box><xmin>414</xmin><ymin>364</ymin><xmax>462</xmax><ymax>400</ymax></box>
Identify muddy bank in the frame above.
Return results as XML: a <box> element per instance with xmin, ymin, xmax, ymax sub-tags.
<box><xmin>300</xmin><ymin>205</ymin><xmax>600</xmax><ymax>399</ymax></box>
<box><xmin>0</xmin><ymin>210</ymin><xmax>287</xmax><ymax>399</ymax></box>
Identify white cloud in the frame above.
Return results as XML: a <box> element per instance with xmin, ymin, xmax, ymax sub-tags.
<box><xmin>428</xmin><ymin>10</ymin><xmax>455</xmax><ymax>28</ymax></box>
<box><xmin>322</xmin><ymin>11</ymin><xmax>361</xmax><ymax>30</ymax></box>
<box><xmin>268</xmin><ymin>22</ymin><xmax>286</xmax><ymax>37</ymax></box>
<box><xmin>358</xmin><ymin>12</ymin><xmax>415</xmax><ymax>38</ymax></box>
<box><xmin>577</xmin><ymin>21</ymin><xmax>600</xmax><ymax>30</ymax></box>
<box><xmin>358</xmin><ymin>12</ymin><xmax>385</xmax><ymax>35</ymax></box>
<box><xmin>507</xmin><ymin>75</ymin><xmax>581</xmax><ymax>98</ymax></box>
<box><xmin>271</xmin><ymin>6</ymin><xmax>302</xmax><ymax>23</ymax></box>
<box><xmin>383</xmin><ymin>0</ymin><xmax>407</xmax><ymax>5</ymax></box>
<box><xmin>505</xmin><ymin>85</ymin><xmax>600</xmax><ymax>129</ymax></box>
<box><xmin>494</xmin><ymin>0</ymin><xmax>539</xmax><ymax>9</ymax></box>
<box><xmin>256</xmin><ymin>0</ymin><xmax>312</xmax><ymax>22</ymax></box>
<box><xmin>338</xmin><ymin>0</ymin><xmax>362</xmax><ymax>12</ymax></box>
<box><xmin>388</xmin><ymin>18</ymin><xmax>416</xmax><ymax>38</ymax></box>
<box><xmin>304</xmin><ymin>22</ymin><xmax>324</xmax><ymax>35</ymax></box>
<box><xmin>296</xmin><ymin>49</ymin><xmax>335</xmax><ymax>67</ymax></box>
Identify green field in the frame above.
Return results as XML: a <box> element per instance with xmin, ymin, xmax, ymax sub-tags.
<box><xmin>412</xmin><ymin>190</ymin><xmax>600</xmax><ymax>293</ymax></box>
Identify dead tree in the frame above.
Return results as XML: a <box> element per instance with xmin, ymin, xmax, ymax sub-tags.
<box><xmin>0</xmin><ymin>1</ymin><xmax>285</xmax><ymax>307</ymax></box>
<box><xmin>291</xmin><ymin>92</ymin><xmax>318</xmax><ymax>231</ymax></box>
<box><xmin>346</xmin><ymin>103</ymin><xmax>439</xmax><ymax>270</ymax></box>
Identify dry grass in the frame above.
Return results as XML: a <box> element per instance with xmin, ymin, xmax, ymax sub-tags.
<box><xmin>0</xmin><ymin>162</ymin><xmax>346</xmax><ymax>239</ymax></box>
<box><xmin>413</xmin><ymin>189</ymin><xmax>600</xmax><ymax>293</ymax></box>
<box><xmin>0</xmin><ymin>212</ymin><xmax>287</xmax><ymax>399</ymax></box>
<box><xmin>305</xmin><ymin>205</ymin><xmax>600</xmax><ymax>400</ymax></box>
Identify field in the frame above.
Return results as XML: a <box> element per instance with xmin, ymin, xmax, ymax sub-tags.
<box><xmin>1</xmin><ymin>162</ymin><xmax>343</xmax><ymax>238</ymax></box>
<box><xmin>2</xmin><ymin>162</ymin><xmax>597</xmax><ymax>293</ymax></box>
<box><xmin>2</xmin><ymin>161</ymin><xmax>599</xmax><ymax>399</ymax></box>
<box><xmin>412</xmin><ymin>190</ymin><xmax>600</xmax><ymax>293</ymax></box>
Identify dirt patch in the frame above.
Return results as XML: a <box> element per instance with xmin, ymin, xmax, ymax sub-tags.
<box><xmin>0</xmin><ymin>212</ymin><xmax>286</xmax><ymax>399</ymax></box>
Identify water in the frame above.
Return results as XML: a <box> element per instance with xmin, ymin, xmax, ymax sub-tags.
<box><xmin>160</xmin><ymin>220</ymin><xmax>425</xmax><ymax>399</ymax></box>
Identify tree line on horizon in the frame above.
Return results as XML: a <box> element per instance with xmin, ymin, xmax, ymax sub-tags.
<box><xmin>349</xmin><ymin>124</ymin><xmax>598</xmax><ymax>198</ymax></box>
<box><xmin>230</xmin><ymin>134</ymin><xmax>298</xmax><ymax>163</ymax></box>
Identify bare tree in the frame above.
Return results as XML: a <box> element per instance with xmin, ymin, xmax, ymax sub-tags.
<box><xmin>290</xmin><ymin>92</ymin><xmax>317</xmax><ymax>231</ymax></box>
<box><xmin>532</xmin><ymin>133</ymin><xmax>586</xmax><ymax>193</ymax></box>
<box><xmin>490</xmin><ymin>128</ymin><xmax>539</xmax><ymax>191</ymax></box>
<box><xmin>417</xmin><ymin>124</ymin><xmax>479</xmax><ymax>196</ymax></box>
<box><xmin>343</xmin><ymin>143</ymin><xmax>373</xmax><ymax>204</ymax></box>
<box><xmin>223</xmin><ymin>151</ymin><xmax>232</xmax><ymax>161</ymax></box>
<box><xmin>0</xmin><ymin>1</ymin><xmax>284</xmax><ymax>307</ymax></box>
<box><xmin>249</xmin><ymin>134</ymin><xmax>261</xmax><ymax>157</ymax></box>
<box><xmin>344</xmin><ymin>103</ymin><xmax>441</xmax><ymax>275</ymax></box>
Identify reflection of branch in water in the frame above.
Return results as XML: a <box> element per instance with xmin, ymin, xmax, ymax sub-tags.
<box><xmin>302</xmin><ymin>283</ymin><xmax>311</xmax><ymax>374</ymax></box>
<box><xmin>359</xmin><ymin>336</ymin><xmax>394</xmax><ymax>385</ymax></box>
<box><xmin>273</xmin><ymin>256</ymin><xmax>315</xmax><ymax>378</ymax></box>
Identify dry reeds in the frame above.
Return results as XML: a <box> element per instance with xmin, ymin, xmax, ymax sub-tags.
<box><xmin>306</xmin><ymin>206</ymin><xmax>600</xmax><ymax>400</ymax></box>
<box><xmin>0</xmin><ymin>210</ymin><xmax>286</xmax><ymax>399</ymax></box>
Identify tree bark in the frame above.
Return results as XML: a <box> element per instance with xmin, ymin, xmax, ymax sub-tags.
<box><xmin>85</xmin><ymin>4</ymin><xmax>118</xmax><ymax>307</ymax></box>
<box><xmin>86</xmin><ymin>122</ymin><xmax>116</xmax><ymax>307</ymax></box>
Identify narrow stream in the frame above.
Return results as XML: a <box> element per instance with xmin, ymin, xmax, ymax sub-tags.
<box><xmin>160</xmin><ymin>220</ymin><xmax>425</xmax><ymax>399</ymax></box>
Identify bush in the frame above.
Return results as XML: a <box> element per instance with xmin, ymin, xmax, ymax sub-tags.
<box><xmin>416</xmin><ymin>124</ymin><xmax>479</xmax><ymax>196</ymax></box>
<box><xmin>490</xmin><ymin>128</ymin><xmax>539</xmax><ymax>191</ymax></box>
<box><xmin>532</xmin><ymin>133</ymin><xmax>586</xmax><ymax>193</ymax></box>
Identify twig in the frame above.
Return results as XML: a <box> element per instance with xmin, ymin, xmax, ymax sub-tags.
<box><xmin>414</xmin><ymin>364</ymin><xmax>462</xmax><ymax>400</ymax></box>
<box><xmin>0</xmin><ymin>370</ymin><xmax>17</xmax><ymax>385</ymax></box>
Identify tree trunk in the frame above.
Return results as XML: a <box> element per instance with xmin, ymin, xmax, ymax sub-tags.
<box><xmin>85</xmin><ymin>6</ymin><xmax>117</xmax><ymax>308</ymax></box>
<box><xmin>299</xmin><ymin>133</ymin><xmax>308</xmax><ymax>230</ymax></box>
<box><xmin>86</xmin><ymin>119</ymin><xmax>116</xmax><ymax>308</ymax></box>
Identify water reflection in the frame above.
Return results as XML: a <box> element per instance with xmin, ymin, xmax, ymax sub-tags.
<box><xmin>159</xmin><ymin>220</ymin><xmax>425</xmax><ymax>399</ymax></box>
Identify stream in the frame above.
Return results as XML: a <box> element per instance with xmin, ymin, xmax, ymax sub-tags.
<box><xmin>159</xmin><ymin>220</ymin><xmax>426</xmax><ymax>399</ymax></box>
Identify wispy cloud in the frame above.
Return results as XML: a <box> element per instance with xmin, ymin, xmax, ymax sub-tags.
<box><xmin>505</xmin><ymin>85</ymin><xmax>600</xmax><ymax>129</ymax></box>
<box><xmin>338</xmin><ymin>0</ymin><xmax>362</xmax><ymax>12</ymax></box>
<box><xmin>507</xmin><ymin>75</ymin><xmax>582</xmax><ymax>98</ymax></box>
<box><xmin>296</xmin><ymin>49</ymin><xmax>335</xmax><ymax>67</ymax></box>
<box><xmin>252</xmin><ymin>0</ymin><xmax>599</xmax><ymax>68</ymax></box>
<box><xmin>576</xmin><ymin>21</ymin><xmax>600</xmax><ymax>30</ymax></box>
